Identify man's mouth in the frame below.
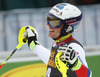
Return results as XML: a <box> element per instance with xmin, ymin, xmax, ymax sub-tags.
<box><xmin>49</xmin><ymin>29</ymin><xmax>54</xmax><ymax>32</ymax></box>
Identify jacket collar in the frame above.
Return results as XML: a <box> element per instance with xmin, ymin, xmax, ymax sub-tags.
<box><xmin>55</xmin><ymin>34</ymin><xmax>75</xmax><ymax>46</ymax></box>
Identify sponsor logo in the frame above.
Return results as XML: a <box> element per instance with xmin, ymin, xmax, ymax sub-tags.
<box><xmin>66</xmin><ymin>19</ymin><xmax>76</xmax><ymax>23</ymax></box>
<box><xmin>56</xmin><ymin>3</ymin><xmax>67</xmax><ymax>10</ymax></box>
<box><xmin>52</xmin><ymin>8</ymin><xmax>59</xmax><ymax>13</ymax></box>
<box><xmin>48</xmin><ymin>49</ymin><xmax>56</xmax><ymax>68</ymax></box>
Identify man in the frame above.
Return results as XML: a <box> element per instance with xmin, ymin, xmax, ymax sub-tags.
<box><xmin>25</xmin><ymin>3</ymin><xmax>92</xmax><ymax>77</ymax></box>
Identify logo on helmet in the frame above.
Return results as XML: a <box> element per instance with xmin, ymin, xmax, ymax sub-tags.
<box><xmin>66</xmin><ymin>19</ymin><xmax>76</xmax><ymax>23</ymax></box>
<box><xmin>56</xmin><ymin>3</ymin><xmax>67</xmax><ymax>10</ymax></box>
<box><xmin>52</xmin><ymin>8</ymin><xmax>59</xmax><ymax>13</ymax></box>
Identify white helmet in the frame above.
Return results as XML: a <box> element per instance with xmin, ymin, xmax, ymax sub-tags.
<box><xmin>47</xmin><ymin>3</ymin><xmax>82</xmax><ymax>37</ymax></box>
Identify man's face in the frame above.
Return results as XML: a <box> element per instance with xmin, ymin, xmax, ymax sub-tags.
<box><xmin>48</xmin><ymin>24</ymin><xmax>63</xmax><ymax>39</ymax></box>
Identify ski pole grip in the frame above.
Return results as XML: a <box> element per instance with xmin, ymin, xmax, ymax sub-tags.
<box><xmin>23</xmin><ymin>35</ymin><xmax>28</xmax><ymax>43</ymax></box>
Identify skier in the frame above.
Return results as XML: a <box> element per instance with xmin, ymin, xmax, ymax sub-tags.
<box><xmin>25</xmin><ymin>3</ymin><xmax>92</xmax><ymax>77</ymax></box>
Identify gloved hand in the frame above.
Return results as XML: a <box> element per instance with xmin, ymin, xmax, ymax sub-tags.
<box><xmin>25</xmin><ymin>26</ymin><xmax>39</xmax><ymax>50</ymax></box>
<box><xmin>57</xmin><ymin>46</ymin><xmax>78</xmax><ymax>68</ymax></box>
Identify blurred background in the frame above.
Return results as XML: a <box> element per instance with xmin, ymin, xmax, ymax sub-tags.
<box><xmin>0</xmin><ymin>0</ymin><xmax>100</xmax><ymax>77</ymax></box>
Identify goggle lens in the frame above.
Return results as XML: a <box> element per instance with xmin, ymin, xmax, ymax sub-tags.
<box><xmin>47</xmin><ymin>13</ymin><xmax>62</xmax><ymax>28</ymax></box>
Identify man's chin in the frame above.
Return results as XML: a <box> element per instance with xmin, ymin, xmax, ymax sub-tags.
<box><xmin>48</xmin><ymin>34</ymin><xmax>53</xmax><ymax>38</ymax></box>
<box><xmin>48</xmin><ymin>34</ymin><xmax>58</xmax><ymax>40</ymax></box>
<box><xmin>48</xmin><ymin>34</ymin><xmax>55</xmax><ymax>38</ymax></box>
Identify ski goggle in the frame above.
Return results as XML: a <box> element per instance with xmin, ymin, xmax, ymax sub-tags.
<box><xmin>47</xmin><ymin>13</ymin><xmax>63</xmax><ymax>28</ymax></box>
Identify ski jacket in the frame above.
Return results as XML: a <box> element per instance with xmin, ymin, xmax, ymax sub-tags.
<box><xmin>33</xmin><ymin>35</ymin><xmax>92</xmax><ymax>77</ymax></box>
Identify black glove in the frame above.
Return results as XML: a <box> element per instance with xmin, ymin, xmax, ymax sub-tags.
<box><xmin>57</xmin><ymin>46</ymin><xmax>78</xmax><ymax>68</ymax></box>
<box><xmin>25</xmin><ymin>26</ymin><xmax>39</xmax><ymax>50</ymax></box>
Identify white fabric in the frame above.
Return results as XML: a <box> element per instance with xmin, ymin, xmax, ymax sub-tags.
<box><xmin>33</xmin><ymin>45</ymin><xmax>50</xmax><ymax>64</ymax></box>
<box><xmin>68</xmin><ymin>43</ymin><xmax>88</xmax><ymax>67</ymax></box>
